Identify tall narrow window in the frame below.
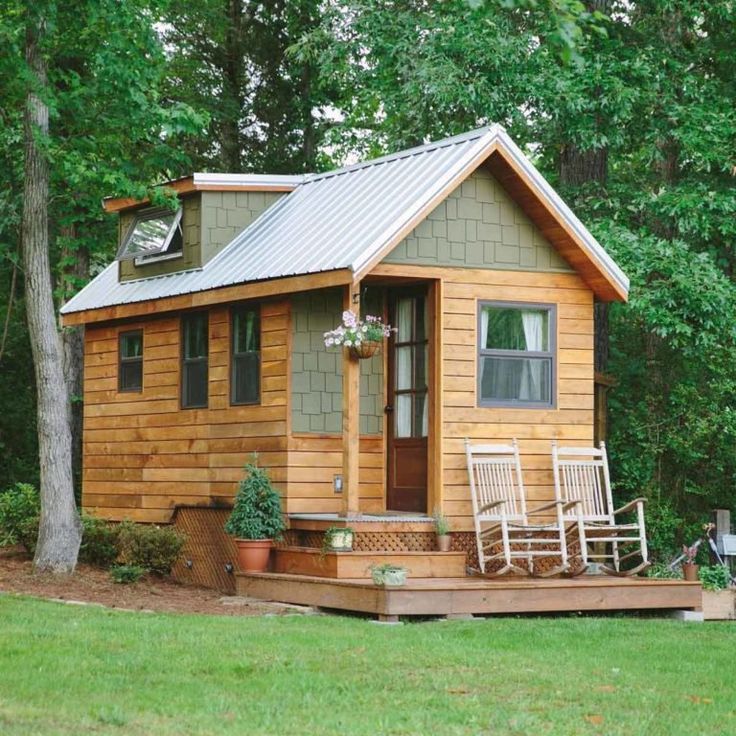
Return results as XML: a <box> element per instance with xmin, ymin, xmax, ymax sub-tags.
<box><xmin>478</xmin><ymin>302</ymin><xmax>555</xmax><ymax>407</ymax></box>
<box><xmin>181</xmin><ymin>312</ymin><xmax>209</xmax><ymax>408</ymax></box>
<box><xmin>231</xmin><ymin>305</ymin><xmax>260</xmax><ymax>405</ymax></box>
<box><xmin>119</xmin><ymin>330</ymin><xmax>143</xmax><ymax>392</ymax></box>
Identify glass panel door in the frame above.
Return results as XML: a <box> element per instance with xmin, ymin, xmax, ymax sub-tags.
<box><xmin>393</xmin><ymin>295</ymin><xmax>428</xmax><ymax>439</ymax></box>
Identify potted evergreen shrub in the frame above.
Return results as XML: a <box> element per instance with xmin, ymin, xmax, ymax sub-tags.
<box><xmin>225</xmin><ymin>460</ymin><xmax>286</xmax><ymax>573</ymax></box>
<box><xmin>433</xmin><ymin>508</ymin><xmax>452</xmax><ymax>552</ymax></box>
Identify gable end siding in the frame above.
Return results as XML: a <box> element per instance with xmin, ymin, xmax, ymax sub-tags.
<box><xmin>381</xmin><ymin>166</ymin><xmax>573</xmax><ymax>273</ymax></box>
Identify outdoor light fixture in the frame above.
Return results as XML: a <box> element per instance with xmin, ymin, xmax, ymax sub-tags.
<box><xmin>333</xmin><ymin>475</ymin><xmax>343</xmax><ymax>493</ymax></box>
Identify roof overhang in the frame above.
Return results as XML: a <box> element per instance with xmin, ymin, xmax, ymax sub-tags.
<box><xmin>102</xmin><ymin>173</ymin><xmax>305</xmax><ymax>213</ymax></box>
<box><xmin>59</xmin><ymin>268</ymin><xmax>353</xmax><ymax>327</ymax></box>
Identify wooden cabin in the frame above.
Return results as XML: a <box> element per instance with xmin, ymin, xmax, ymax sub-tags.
<box><xmin>61</xmin><ymin>127</ymin><xmax>701</xmax><ymax>615</ymax></box>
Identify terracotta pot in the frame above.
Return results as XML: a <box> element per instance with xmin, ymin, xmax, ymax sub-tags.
<box><xmin>348</xmin><ymin>341</ymin><xmax>381</xmax><ymax>360</ymax></box>
<box><xmin>437</xmin><ymin>534</ymin><xmax>452</xmax><ymax>552</ymax></box>
<box><xmin>235</xmin><ymin>539</ymin><xmax>273</xmax><ymax>573</ymax></box>
<box><xmin>682</xmin><ymin>562</ymin><xmax>700</xmax><ymax>582</ymax></box>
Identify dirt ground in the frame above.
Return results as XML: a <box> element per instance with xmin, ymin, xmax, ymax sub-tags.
<box><xmin>0</xmin><ymin>548</ymin><xmax>311</xmax><ymax>617</ymax></box>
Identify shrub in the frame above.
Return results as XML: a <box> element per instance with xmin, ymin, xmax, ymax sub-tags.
<box><xmin>18</xmin><ymin>515</ymin><xmax>40</xmax><ymax>555</ymax></box>
<box><xmin>646</xmin><ymin>562</ymin><xmax>680</xmax><ymax>580</ymax></box>
<box><xmin>116</xmin><ymin>521</ymin><xmax>186</xmax><ymax>575</ymax></box>
<box><xmin>79</xmin><ymin>515</ymin><xmax>119</xmax><ymax>567</ymax></box>
<box><xmin>0</xmin><ymin>484</ymin><xmax>40</xmax><ymax>547</ymax></box>
<box><xmin>699</xmin><ymin>565</ymin><xmax>731</xmax><ymax>592</ymax></box>
<box><xmin>110</xmin><ymin>564</ymin><xmax>146</xmax><ymax>584</ymax></box>
<box><xmin>225</xmin><ymin>460</ymin><xmax>286</xmax><ymax>540</ymax></box>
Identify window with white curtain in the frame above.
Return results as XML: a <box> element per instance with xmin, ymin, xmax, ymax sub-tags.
<box><xmin>478</xmin><ymin>302</ymin><xmax>555</xmax><ymax>407</ymax></box>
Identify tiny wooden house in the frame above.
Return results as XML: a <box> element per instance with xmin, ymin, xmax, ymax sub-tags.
<box><xmin>61</xmin><ymin>126</ymin><xmax>629</xmax><ymax>536</ymax></box>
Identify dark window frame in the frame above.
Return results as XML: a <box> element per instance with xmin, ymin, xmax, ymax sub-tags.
<box><xmin>230</xmin><ymin>303</ymin><xmax>261</xmax><ymax>406</ymax></box>
<box><xmin>118</xmin><ymin>329</ymin><xmax>144</xmax><ymax>393</ymax></box>
<box><xmin>116</xmin><ymin>206</ymin><xmax>183</xmax><ymax>262</ymax></box>
<box><xmin>477</xmin><ymin>300</ymin><xmax>556</xmax><ymax>409</ymax></box>
<box><xmin>181</xmin><ymin>311</ymin><xmax>209</xmax><ymax>409</ymax></box>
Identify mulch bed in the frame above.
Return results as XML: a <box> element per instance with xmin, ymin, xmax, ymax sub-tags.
<box><xmin>0</xmin><ymin>547</ymin><xmax>305</xmax><ymax>617</ymax></box>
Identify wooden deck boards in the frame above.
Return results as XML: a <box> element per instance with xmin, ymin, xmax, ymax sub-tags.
<box><xmin>236</xmin><ymin>572</ymin><xmax>702</xmax><ymax>618</ymax></box>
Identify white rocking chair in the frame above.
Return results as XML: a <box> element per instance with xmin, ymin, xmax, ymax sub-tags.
<box><xmin>552</xmin><ymin>441</ymin><xmax>650</xmax><ymax>577</ymax></box>
<box><xmin>465</xmin><ymin>438</ymin><xmax>578</xmax><ymax>577</ymax></box>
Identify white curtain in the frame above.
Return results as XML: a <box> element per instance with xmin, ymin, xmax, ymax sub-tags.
<box><xmin>479</xmin><ymin>307</ymin><xmax>490</xmax><ymax>387</ymax></box>
<box><xmin>519</xmin><ymin>310</ymin><xmax>544</xmax><ymax>401</ymax></box>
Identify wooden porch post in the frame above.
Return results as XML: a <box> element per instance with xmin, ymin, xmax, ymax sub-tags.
<box><xmin>342</xmin><ymin>282</ymin><xmax>361</xmax><ymax>517</ymax></box>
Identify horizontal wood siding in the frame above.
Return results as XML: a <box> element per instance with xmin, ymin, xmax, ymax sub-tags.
<box><xmin>440</xmin><ymin>266</ymin><xmax>594</xmax><ymax>530</ymax></box>
<box><xmin>284</xmin><ymin>435</ymin><xmax>385</xmax><ymax>514</ymax></box>
<box><xmin>82</xmin><ymin>300</ymin><xmax>290</xmax><ymax>522</ymax></box>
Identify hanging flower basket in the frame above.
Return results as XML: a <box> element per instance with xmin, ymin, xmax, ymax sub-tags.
<box><xmin>324</xmin><ymin>311</ymin><xmax>394</xmax><ymax>360</ymax></box>
<box><xmin>348</xmin><ymin>340</ymin><xmax>382</xmax><ymax>360</ymax></box>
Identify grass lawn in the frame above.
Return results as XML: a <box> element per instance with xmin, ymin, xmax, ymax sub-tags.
<box><xmin>0</xmin><ymin>596</ymin><xmax>734</xmax><ymax>735</ymax></box>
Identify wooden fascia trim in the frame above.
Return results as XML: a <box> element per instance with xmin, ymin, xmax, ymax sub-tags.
<box><xmin>485</xmin><ymin>148</ymin><xmax>628</xmax><ymax>303</ymax></box>
<box><xmin>102</xmin><ymin>180</ymin><xmax>297</xmax><ymax>214</ymax></box>
<box><xmin>60</xmin><ymin>268</ymin><xmax>354</xmax><ymax>327</ymax></box>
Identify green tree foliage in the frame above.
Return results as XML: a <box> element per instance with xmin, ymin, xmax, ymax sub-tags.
<box><xmin>163</xmin><ymin>0</ymin><xmax>334</xmax><ymax>172</ymax></box>
<box><xmin>303</xmin><ymin>0</ymin><xmax>736</xmax><ymax>557</ymax></box>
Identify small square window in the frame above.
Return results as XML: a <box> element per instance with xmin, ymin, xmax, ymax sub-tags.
<box><xmin>116</xmin><ymin>207</ymin><xmax>183</xmax><ymax>261</ymax></box>
<box><xmin>119</xmin><ymin>330</ymin><xmax>143</xmax><ymax>392</ymax></box>
<box><xmin>478</xmin><ymin>302</ymin><xmax>555</xmax><ymax>407</ymax></box>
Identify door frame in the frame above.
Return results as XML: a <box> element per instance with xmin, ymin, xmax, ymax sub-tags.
<box><xmin>381</xmin><ymin>279</ymin><xmax>442</xmax><ymax>515</ymax></box>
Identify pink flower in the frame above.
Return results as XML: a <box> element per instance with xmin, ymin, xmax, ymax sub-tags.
<box><xmin>342</xmin><ymin>310</ymin><xmax>357</xmax><ymax>328</ymax></box>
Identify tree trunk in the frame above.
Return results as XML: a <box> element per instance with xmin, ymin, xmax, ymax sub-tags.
<box><xmin>220</xmin><ymin>0</ymin><xmax>246</xmax><ymax>171</ymax></box>
<box><xmin>23</xmin><ymin>6</ymin><xmax>82</xmax><ymax>574</ymax></box>
<box><xmin>559</xmin><ymin>144</ymin><xmax>607</xmax><ymax>188</ymax></box>
<box><xmin>59</xmin><ymin>224</ymin><xmax>88</xmax><ymax>499</ymax></box>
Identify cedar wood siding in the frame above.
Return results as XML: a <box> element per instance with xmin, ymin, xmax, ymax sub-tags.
<box><xmin>82</xmin><ymin>300</ymin><xmax>289</xmax><ymax>523</ymax></box>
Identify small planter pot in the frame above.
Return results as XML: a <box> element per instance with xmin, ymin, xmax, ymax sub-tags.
<box><xmin>325</xmin><ymin>529</ymin><xmax>354</xmax><ymax>552</ymax></box>
<box><xmin>437</xmin><ymin>534</ymin><xmax>452</xmax><ymax>552</ymax></box>
<box><xmin>348</xmin><ymin>341</ymin><xmax>381</xmax><ymax>360</ymax></box>
<box><xmin>372</xmin><ymin>567</ymin><xmax>408</xmax><ymax>587</ymax></box>
<box><xmin>235</xmin><ymin>539</ymin><xmax>273</xmax><ymax>573</ymax></box>
<box><xmin>682</xmin><ymin>562</ymin><xmax>700</xmax><ymax>582</ymax></box>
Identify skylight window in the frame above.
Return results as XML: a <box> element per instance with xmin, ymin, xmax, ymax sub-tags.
<box><xmin>116</xmin><ymin>207</ymin><xmax>183</xmax><ymax>261</ymax></box>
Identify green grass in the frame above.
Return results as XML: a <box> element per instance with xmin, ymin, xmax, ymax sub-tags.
<box><xmin>0</xmin><ymin>596</ymin><xmax>735</xmax><ymax>735</ymax></box>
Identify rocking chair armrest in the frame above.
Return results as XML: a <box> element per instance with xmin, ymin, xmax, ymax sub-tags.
<box><xmin>613</xmin><ymin>497</ymin><xmax>647</xmax><ymax>516</ymax></box>
<box><xmin>478</xmin><ymin>499</ymin><xmax>506</xmax><ymax>514</ymax></box>
<box><xmin>527</xmin><ymin>499</ymin><xmax>582</xmax><ymax>515</ymax></box>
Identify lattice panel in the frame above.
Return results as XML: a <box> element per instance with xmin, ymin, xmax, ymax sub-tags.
<box><xmin>170</xmin><ymin>507</ymin><xmax>238</xmax><ymax>593</ymax></box>
<box><xmin>476</xmin><ymin>533</ymin><xmax>584</xmax><ymax>577</ymax></box>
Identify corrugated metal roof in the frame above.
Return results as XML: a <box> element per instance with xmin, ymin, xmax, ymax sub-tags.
<box><xmin>61</xmin><ymin>125</ymin><xmax>628</xmax><ymax>315</ymax></box>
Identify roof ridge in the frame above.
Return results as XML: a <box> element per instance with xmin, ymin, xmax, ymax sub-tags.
<box><xmin>303</xmin><ymin>124</ymin><xmax>504</xmax><ymax>184</ymax></box>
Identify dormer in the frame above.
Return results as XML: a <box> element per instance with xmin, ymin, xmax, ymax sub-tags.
<box><xmin>105</xmin><ymin>174</ymin><xmax>303</xmax><ymax>282</ymax></box>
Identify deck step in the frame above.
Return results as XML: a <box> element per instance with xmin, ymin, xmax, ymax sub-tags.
<box><xmin>273</xmin><ymin>546</ymin><xmax>467</xmax><ymax>579</ymax></box>
<box><xmin>236</xmin><ymin>572</ymin><xmax>703</xmax><ymax>618</ymax></box>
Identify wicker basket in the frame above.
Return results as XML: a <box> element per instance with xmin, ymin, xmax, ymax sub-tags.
<box><xmin>348</xmin><ymin>340</ymin><xmax>381</xmax><ymax>360</ymax></box>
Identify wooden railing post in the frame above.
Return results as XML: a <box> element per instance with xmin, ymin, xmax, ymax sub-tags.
<box><xmin>342</xmin><ymin>282</ymin><xmax>361</xmax><ymax>517</ymax></box>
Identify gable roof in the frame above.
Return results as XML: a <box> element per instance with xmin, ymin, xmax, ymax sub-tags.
<box><xmin>61</xmin><ymin>125</ymin><xmax>628</xmax><ymax>319</ymax></box>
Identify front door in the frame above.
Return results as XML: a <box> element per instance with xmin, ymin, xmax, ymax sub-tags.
<box><xmin>387</xmin><ymin>288</ymin><xmax>428</xmax><ymax>512</ymax></box>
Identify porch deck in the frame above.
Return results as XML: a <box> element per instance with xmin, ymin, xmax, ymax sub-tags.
<box><xmin>236</xmin><ymin>572</ymin><xmax>702</xmax><ymax>621</ymax></box>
